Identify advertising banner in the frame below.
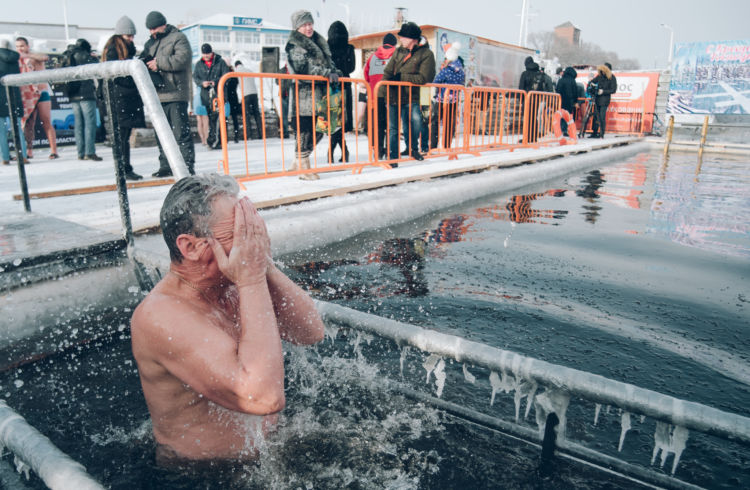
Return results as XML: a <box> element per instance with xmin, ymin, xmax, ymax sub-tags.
<box><xmin>667</xmin><ymin>39</ymin><xmax>750</xmax><ymax>114</ymax></box>
<box><xmin>577</xmin><ymin>71</ymin><xmax>660</xmax><ymax>133</ymax></box>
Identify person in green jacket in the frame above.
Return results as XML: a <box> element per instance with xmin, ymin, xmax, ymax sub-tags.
<box><xmin>382</xmin><ymin>22</ymin><xmax>435</xmax><ymax>163</ymax></box>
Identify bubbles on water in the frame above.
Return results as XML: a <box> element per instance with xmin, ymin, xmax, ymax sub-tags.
<box><xmin>13</xmin><ymin>380</ymin><xmax>24</xmax><ymax>389</ymax></box>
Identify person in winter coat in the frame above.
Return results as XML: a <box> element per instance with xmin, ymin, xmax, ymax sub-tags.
<box><xmin>285</xmin><ymin>9</ymin><xmax>341</xmax><ymax>180</ymax></box>
<box><xmin>555</xmin><ymin>66</ymin><xmax>578</xmax><ymax>134</ymax></box>
<box><xmin>0</xmin><ymin>40</ymin><xmax>26</xmax><ymax>165</ymax></box>
<box><xmin>588</xmin><ymin>63</ymin><xmax>617</xmax><ymax>138</ymax></box>
<box><xmin>382</xmin><ymin>22</ymin><xmax>436</xmax><ymax>163</ymax></box>
<box><xmin>101</xmin><ymin>16</ymin><xmax>145</xmax><ymax>180</ymax></box>
<box><xmin>141</xmin><ymin>11</ymin><xmax>194</xmax><ymax>177</ymax></box>
<box><xmin>430</xmin><ymin>43</ymin><xmax>465</xmax><ymax>150</ymax></box>
<box><xmin>193</xmin><ymin>43</ymin><xmax>230</xmax><ymax>149</ymax></box>
<box><xmin>327</xmin><ymin>21</ymin><xmax>355</xmax><ymax>162</ymax></box>
<box><xmin>64</xmin><ymin>38</ymin><xmax>102</xmax><ymax>161</ymax></box>
<box><xmin>233</xmin><ymin>60</ymin><xmax>263</xmax><ymax>140</ymax></box>
<box><xmin>224</xmin><ymin>66</ymin><xmax>241</xmax><ymax>144</ymax></box>
<box><xmin>364</xmin><ymin>33</ymin><xmax>397</xmax><ymax>159</ymax></box>
<box><xmin>15</xmin><ymin>37</ymin><xmax>58</xmax><ymax>160</ymax></box>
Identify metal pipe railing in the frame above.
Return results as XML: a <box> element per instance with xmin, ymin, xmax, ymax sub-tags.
<box><xmin>0</xmin><ymin>401</ymin><xmax>103</xmax><ymax>489</ymax></box>
<box><xmin>0</xmin><ymin>60</ymin><xmax>190</xmax><ymax>180</ymax></box>
<box><xmin>315</xmin><ymin>300</ymin><xmax>750</xmax><ymax>445</ymax></box>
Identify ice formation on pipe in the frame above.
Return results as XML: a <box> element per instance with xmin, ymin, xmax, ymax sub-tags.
<box><xmin>594</xmin><ymin>403</ymin><xmax>601</xmax><ymax>426</ymax></box>
<box><xmin>513</xmin><ymin>378</ymin><xmax>537</xmax><ymax>422</ymax></box>
<box><xmin>400</xmin><ymin>346</ymin><xmax>411</xmax><ymax>376</ymax></box>
<box><xmin>14</xmin><ymin>455</ymin><xmax>30</xmax><ymax>479</ymax></box>
<box><xmin>489</xmin><ymin>370</ymin><xmax>515</xmax><ymax>406</ymax></box>
<box><xmin>462</xmin><ymin>364</ymin><xmax>476</xmax><ymax>384</ymax></box>
<box><xmin>324</xmin><ymin>324</ymin><xmax>339</xmax><ymax>344</ymax></box>
<box><xmin>651</xmin><ymin>422</ymin><xmax>689</xmax><ymax>475</ymax></box>
<box><xmin>534</xmin><ymin>388</ymin><xmax>571</xmax><ymax>440</ymax></box>
<box><xmin>423</xmin><ymin>354</ymin><xmax>446</xmax><ymax>397</ymax></box>
<box><xmin>618</xmin><ymin>411</ymin><xmax>631</xmax><ymax>451</ymax></box>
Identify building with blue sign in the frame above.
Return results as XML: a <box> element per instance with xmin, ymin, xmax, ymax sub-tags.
<box><xmin>180</xmin><ymin>13</ymin><xmax>291</xmax><ymax>68</ymax></box>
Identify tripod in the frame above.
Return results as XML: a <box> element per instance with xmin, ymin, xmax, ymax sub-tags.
<box><xmin>578</xmin><ymin>96</ymin><xmax>596</xmax><ymax>138</ymax></box>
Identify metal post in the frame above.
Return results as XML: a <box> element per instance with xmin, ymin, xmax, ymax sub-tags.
<box><xmin>663</xmin><ymin>115</ymin><xmax>674</xmax><ymax>156</ymax></box>
<box><xmin>697</xmin><ymin>115</ymin><xmax>709</xmax><ymax>160</ymax></box>
<box><xmin>101</xmin><ymin>79</ymin><xmax>134</xmax><ymax>248</ymax></box>
<box><xmin>6</xmin><ymin>85</ymin><xmax>30</xmax><ymax>211</ymax></box>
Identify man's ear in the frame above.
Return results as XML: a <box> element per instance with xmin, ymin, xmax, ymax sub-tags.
<box><xmin>175</xmin><ymin>234</ymin><xmax>209</xmax><ymax>262</ymax></box>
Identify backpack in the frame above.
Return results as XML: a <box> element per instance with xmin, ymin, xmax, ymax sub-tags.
<box><xmin>60</xmin><ymin>50</ymin><xmax>81</xmax><ymax>98</ymax></box>
<box><xmin>529</xmin><ymin>71</ymin><xmax>544</xmax><ymax>92</ymax></box>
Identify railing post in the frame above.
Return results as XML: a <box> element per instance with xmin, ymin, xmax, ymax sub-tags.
<box><xmin>539</xmin><ymin>412</ymin><xmax>560</xmax><ymax>475</ymax></box>
<box><xmin>6</xmin><ymin>85</ymin><xmax>30</xmax><ymax>211</ymax></box>
<box><xmin>522</xmin><ymin>92</ymin><xmax>530</xmax><ymax>146</ymax></box>
<box><xmin>697</xmin><ymin>115</ymin><xmax>709</xmax><ymax>160</ymax></box>
<box><xmin>101</xmin><ymin>79</ymin><xmax>134</xmax><ymax>248</ymax></box>
<box><xmin>663</xmin><ymin>115</ymin><xmax>674</xmax><ymax>156</ymax></box>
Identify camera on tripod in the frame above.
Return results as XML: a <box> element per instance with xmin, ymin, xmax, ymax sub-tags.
<box><xmin>586</xmin><ymin>80</ymin><xmax>599</xmax><ymax>97</ymax></box>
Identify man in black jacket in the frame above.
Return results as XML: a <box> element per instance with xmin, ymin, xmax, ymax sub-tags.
<box><xmin>588</xmin><ymin>63</ymin><xmax>617</xmax><ymax>138</ymax></box>
<box><xmin>193</xmin><ymin>43</ymin><xmax>230</xmax><ymax>149</ymax></box>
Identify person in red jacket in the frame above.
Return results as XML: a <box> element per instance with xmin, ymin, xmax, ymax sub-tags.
<box><xmin>364</xmin><ymin>33</ymin><xmax>397</xmax><ymax>159</ymax></box>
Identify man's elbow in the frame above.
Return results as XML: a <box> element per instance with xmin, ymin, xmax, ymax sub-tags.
<box><xmin>234</xmin><ymin>386</ymin><xmax>286</xmax><ymax>415</ymax></box>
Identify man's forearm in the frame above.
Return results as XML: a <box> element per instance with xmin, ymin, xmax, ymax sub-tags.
<box><xmin>266</xmin><ymin>264</ymin><xmax>324</xmax><ymax>345</ymax></box>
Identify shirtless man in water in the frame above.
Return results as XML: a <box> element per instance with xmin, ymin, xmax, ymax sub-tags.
<box><xmin>131</xmin><ymin>174</ymin><xmax>324</xmax><ymax>461</ymax></box>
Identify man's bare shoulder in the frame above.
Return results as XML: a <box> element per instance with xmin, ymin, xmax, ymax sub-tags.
<box><xmin>131</xmin><ymin>281</ymin><xmax>202</xmax><ymax>353</ymax></box>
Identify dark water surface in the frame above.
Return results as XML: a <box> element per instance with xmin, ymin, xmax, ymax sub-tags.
<box><xmin>1</xmin><ymin>151</ymin><xmax>748</xmax><ymax>488</ymax></box>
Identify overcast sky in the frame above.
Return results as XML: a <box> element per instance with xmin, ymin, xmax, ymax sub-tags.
<box><xmin>3</xmin><ymin>0</ymin><xmax>749</xmax><ymax>69</ymax></box>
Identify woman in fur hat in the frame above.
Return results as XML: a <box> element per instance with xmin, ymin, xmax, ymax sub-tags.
<box><xmin>101</xmin><ymin>16</ymin><xmax>146</xmax><ymax>180</ymax></box>
<box><xmin>285</xmin><ymin>9</ymin><xmax>341</xmax><ymax>180</ymax></box>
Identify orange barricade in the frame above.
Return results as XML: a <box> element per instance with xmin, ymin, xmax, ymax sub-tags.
<box><xmin>465</xmin><ymin>87</ymin><xmax>527</xmax><ymax>152</ymax></box>
<box><xmin>216</xmin><ymin>72</ymin><xmax>375</xmax><ymax>182</ymax></box>
<box><xmin>213</xmin><ymin>74</ymin><xmax>574</xmax><ymax>183</ymax></box>
<box><xmin>522</xmin><ymin>91</ymin><xmax>562</xmax><ymax>147</ymax></box>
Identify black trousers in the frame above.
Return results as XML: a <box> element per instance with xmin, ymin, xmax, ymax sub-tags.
<box><xmin>155</xmin><ymin>101</ymin><xmax>195</xmax><ymax>173</ymax></box>
<box><xmin>592</xmin><ymin>102</ymin><xmax>609</xmax><ymax>136</ymax></box>
<box><xmin>118</xmin><ymin>126</ymin><xmax>134</xmax><ymax>173</ymax></box>
<box><xmin>243</xmin><ymin>94</ymin><xmax>263</xmax><ymax>139</ymax></box>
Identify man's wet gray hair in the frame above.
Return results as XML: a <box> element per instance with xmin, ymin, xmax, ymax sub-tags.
<box><xmin>160</xmin><ymin>174</ymin><xmax>240</xmax><ymax>262</ymax></box>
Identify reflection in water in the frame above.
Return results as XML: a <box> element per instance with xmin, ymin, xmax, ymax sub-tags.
<box><xmin>576</xmin><ymin>170</ymin><xmax>605</xmax><ymax>223</ymax></box>
<box><xmin>291</xmin><ymin>190</ymin><xmax>571</xmax><ymax>299</ymax></box>
<box><xmin>649</xmin><ymin>154</ymin><xmax>750</xmax><ymax>258</ymax></box>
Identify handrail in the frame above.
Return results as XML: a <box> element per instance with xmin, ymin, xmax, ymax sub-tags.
<box><xmin>0</xmin><ymin>60</ymin><xmax>190</xmax><ymax>180</ymax></box>
<box><xmin>315</xmin><ymin>300</ymin><xmax>750</xmax><ymax>445</ymax></box>
<box><xmin>0</xmin><ymin>400</ymin><xmax>103</xmax><ymax>489</ymax></box>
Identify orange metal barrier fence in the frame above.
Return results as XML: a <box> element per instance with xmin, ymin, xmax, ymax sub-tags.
<box><xmin>216</xmin><ymin>72</ymin><xmax>375</xmax><ymax>181</ymax></box>
<box><xmin>215</xmin><ymin>73</ymin><xmax>568</xmax><ymax>181</ymax></box>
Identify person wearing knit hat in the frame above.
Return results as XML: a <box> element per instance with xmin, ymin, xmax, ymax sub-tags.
<box><xmin>431</xmin><ymin>41</ymin><xmax>464</xmax><ymax>150</ymax></box>
<box><xmin>140</xmin><ymin>10</ymin><xmax>195</xmax><ymax>176</ymax></box>
<box><xmin>364</xmin><ymin>32</ymin><xmax>398</xmax><ymax>159</ymax></box>
<box><xmin>290</xmin><ymin>10</ymin><xmax>314</xmax><ymax>30</ymax></box>
<box><xmin>101</xmin><ymin>16</ymin><xmax>145</xmax><ymax>180</ymax></box>
<box><xmin>115</xmin><ymin>16</ymin><xmax>136</xmax><ymax>36</ymax></box>
<box><xmin>284</xmin><ymin>8</ymin><xmax>340</xmax><ymax>180</ymax></box>
<box><xmin>145</xmin><ymin>11</ymin><xmax>167</xmax><ymax>30</ymax></box>
<box><xmin>382</xmin><ymin>22</ymin><xmax>435</xmax><ymax>162</ymax></box>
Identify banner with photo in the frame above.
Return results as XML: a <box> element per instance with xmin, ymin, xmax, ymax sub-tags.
<box><xmin>667</xmin><ymin>39</ymin><xmax>750</xmax><ymax>114</ymax></box>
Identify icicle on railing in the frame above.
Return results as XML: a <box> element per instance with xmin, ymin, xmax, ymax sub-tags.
<box><xmin>315</xmin><ymin>300</ymin><xmax>750</xmax><ymax>448</ymax></box>
<box><xmin>652</xmin><ymin>422</ymin><xmax>689</xmax><ymax>475</ymax></box>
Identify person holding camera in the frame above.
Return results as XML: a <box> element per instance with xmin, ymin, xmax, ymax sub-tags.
<box><xmin>193</xmin><ymin>44</ymin><xmax>230</xmax><ymax>150</ymax></box>
<box><xmin>587</xmin><ymin>63</ymin><xmax>617</xmax><ymax>138</ymax></box>
<box><xmin>141</xmin><ymin>11</ymin><xmax>194</xmax><ymax>177</ymax></box>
